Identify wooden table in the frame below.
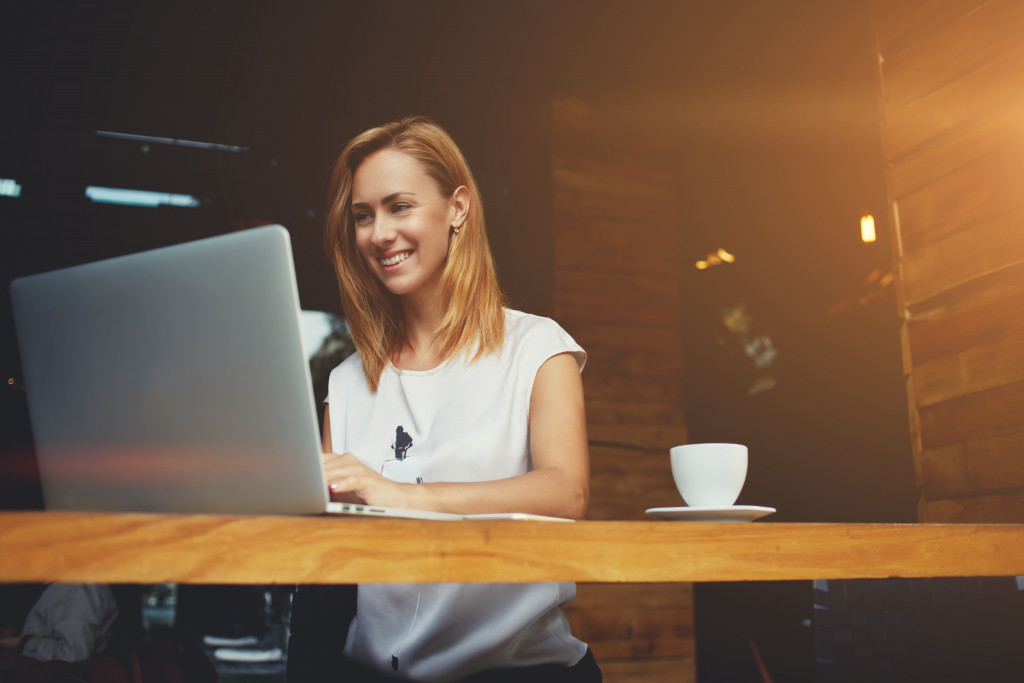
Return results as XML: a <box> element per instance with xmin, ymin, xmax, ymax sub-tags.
<box><xmin>3</xmin><ymin>512</ymin><xmax>1023</xmax><ymax>584</ymax></box>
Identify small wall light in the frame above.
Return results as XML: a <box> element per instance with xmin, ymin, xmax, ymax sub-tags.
<box><xmin>861</xmin><ymin>213</ymin><xmax>876</xmax><ymax>243</ymax></box>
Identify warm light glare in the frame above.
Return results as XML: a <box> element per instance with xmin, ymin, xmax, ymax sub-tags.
<box><xmin>717</xmin><ymin>248</ymin><xmax>736</xmax><ymax>263</ymax></box>
<box><xmin>861</xmin><ymin>214</ymin><xmax>876</xmax><ymax>243</ymax></box>
<box><xmin>695</xmin><ymin>260</ymin><xmax>709</xmax><ymax>270</ymax></box>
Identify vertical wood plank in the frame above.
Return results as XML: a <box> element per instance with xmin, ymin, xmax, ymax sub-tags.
<box><xmin>873</xmin><ymin>0</ymin><xmax>1024</xmax><ymax>520</ymax></box>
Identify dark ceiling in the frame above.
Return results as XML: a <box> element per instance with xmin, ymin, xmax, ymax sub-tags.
<box><xmin>1</xmin><ymin>0</ymin><xmax>886</xmax><ymax>295</ymax></box>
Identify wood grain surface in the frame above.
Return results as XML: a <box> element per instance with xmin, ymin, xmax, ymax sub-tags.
<box><xmin>3</xmin><ymin>512</ymin><xmax>1024</xmax><ymax>585</ymax></box>
<box><xmin>880</xmin><ymin>1</ymin><xmax>1022</xmax><ymax>113</ymax></box>
<box><xmin>874</xmin><ymin>0</ymin><xmax>1024</xmax><ymax>522</ymax></box>
<box><xmin>873</xmin><ymin>0</ymin><xmax>984</xmax><ymax>57</ymax></box>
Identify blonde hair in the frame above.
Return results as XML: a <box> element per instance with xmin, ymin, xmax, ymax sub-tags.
<box><xmin>324</xmin><ymin>116</ymin><xmax>506</xmax><ymax>391</ymax></box>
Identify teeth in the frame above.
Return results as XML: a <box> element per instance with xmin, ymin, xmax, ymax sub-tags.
<box><xmin>380</xmin><ymin>251</ymin><xmax>411</xmax><ymax>267</ymax></box>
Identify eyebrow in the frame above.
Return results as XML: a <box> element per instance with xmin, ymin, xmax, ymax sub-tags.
<box><xmin>350</xmin><ymin>192</ymin><xmax>417</xmax><ymax>211</ymax></box>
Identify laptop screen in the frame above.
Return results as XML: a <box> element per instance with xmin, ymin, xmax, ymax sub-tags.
<box><xmin>10</xmin><ymin>226</ymin><xmax>331</xmax><ymax>515</ymax></box>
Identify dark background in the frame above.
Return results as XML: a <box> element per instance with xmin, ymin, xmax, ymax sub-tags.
<box><xmin>1</xmin><ymin>0</ymin><xmax>915</xmax><ymax>521</ymax></box>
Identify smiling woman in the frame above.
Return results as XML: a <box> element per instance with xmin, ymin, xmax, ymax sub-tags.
<box><xmin>292</xmin><ymin>116</ymin><xmax>600</xmax><ymax>682</ymax></box>
<box><xmin>350</xmin><ymin>148</ymin><xmax>468</xmax><ymax>307</ymax></box>
<box><xmin>323</xmin><ymin>116</ymin><xmax>505</xmax><ymax>391</ymax></box>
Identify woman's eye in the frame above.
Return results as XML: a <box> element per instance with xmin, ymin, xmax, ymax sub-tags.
<box><xmin>391</xmin><ymin>203</ymin><xmax>411</xmax><ymax>214</ymax></box>
<box><xmin>353</xmin><ymin>212</ymin><xmax>372</xmax><ymax>225</ymax></box>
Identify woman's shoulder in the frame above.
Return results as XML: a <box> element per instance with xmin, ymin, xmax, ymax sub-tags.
<box><xmin>328</xmin><ymin>350</ymin><xmax>365</xmax><ymax>385</ymax></box>
<box><xmin>503</xmin><ymin>309</ymin><xmax>586</xmax><ymax>369</ymax></box>
<box><xmin>334</xmin><ymin>349</ymin><xmax>363</xmax><ymax>370</ymax></box>
<box><xmin>326</xmin><ymin>351</ymin><xmax>372</xmax><ymax>405</ymax></box>
<box><xmin>503</xmin><ymin>308</ymin><xmax>566</xmax><ymax>336</ymax></box>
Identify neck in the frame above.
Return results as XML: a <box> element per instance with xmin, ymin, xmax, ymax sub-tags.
<box><xmin>396</xmin><ymin>289</ymin><xmax>444</xmax><ymax>370</ymax></box>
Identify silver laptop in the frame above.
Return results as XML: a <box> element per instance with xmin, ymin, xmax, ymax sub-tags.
<box><xmin>9</xmin><ymin>225</ymin><xmax>470</xmax><ymax>520</ymax></box>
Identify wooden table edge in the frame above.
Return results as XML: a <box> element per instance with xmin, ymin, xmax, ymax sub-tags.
<box><xmin>2</xmin><ymin>512</ymin><xmax>1023</xmax><ymax>584</ymax></box>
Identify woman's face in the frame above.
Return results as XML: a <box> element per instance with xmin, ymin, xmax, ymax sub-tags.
<box><xmin>350</xmin><ymin>148</ymin><xmax>465</xmax><ymax>302</ymax></box>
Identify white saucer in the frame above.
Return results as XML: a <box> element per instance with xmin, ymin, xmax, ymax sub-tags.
<box><xmin>645</xmin><ymin>505</ymin><xmax>776</xmax><ymax>522</ymax></box>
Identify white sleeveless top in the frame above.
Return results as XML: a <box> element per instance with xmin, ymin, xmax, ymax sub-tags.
<box><xmin>326</xmin><ymin>309</ymin><xmax>588</xmax><ymax>681</ymax></box>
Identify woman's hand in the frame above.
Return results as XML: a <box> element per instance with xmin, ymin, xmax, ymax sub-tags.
<box><xmin>321</xmin><ymin>452</ymin><xmax>412</xmax><ymax>508</ymax></box>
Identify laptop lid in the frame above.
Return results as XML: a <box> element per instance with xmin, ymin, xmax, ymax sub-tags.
<box><xmin>10</xmin><ymin>225</ymin><xmax>332</xmax><ymax>515</ymax></box>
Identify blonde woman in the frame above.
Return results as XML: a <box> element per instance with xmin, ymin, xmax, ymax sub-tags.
<box><xmin>306</xmin><ymin>116</ymin><xmax>599</xmax><ymax>682</ymax></box>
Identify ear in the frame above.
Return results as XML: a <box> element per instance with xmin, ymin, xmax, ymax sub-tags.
<box><xmin>449</xmin><ymin>186</ymin><xmax>470</xmax><ymax>228</ymax></box>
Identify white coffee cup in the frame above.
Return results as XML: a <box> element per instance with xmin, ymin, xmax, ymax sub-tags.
<box><xmin>670</xmin><ymin>443</ymin><xmax>748</xmax><ymax>508</ymax></box>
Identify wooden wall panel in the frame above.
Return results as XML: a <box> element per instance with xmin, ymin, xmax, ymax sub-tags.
<box><xmin>884</xmin><ymin>43</ymin><xmax>1024</xmax><ymax>159</ymax></box>
<box><xmin>873</xmin><ymin>0</ymin><xmax>1024</xmax><ymax>522</ymax></box>
<box><xmin>586</xmin><ymin>423</ymin><xmax>690</xmax><ymax>454</ymax></box>
<box><xmin>895</xmin><ymin>147</ymin><xmax>1024</xmax><ymax>250</ymax></box>
<box><xmin>582</xmin><ymin>372</ymin><xmax>683</xmax><ymax>403</ymax></box>
<box><xmin>570</xmin><ymin>324</ymin><xmax>684</xmax><ymax>376</ymax></box>
<box><xmin>599</xmin><ymin>660</ymin><xmax>695</xmax><ymax>683</ymax></box>
<box><xmin>551</xmin><ymin>95</ymin><xmax>693</xmax><ymax>681</ymax></box>
<box><xmin>888</xmin><ymin>109</ymin><xmax>1020</xmax><ymax>199</ymax></box>
<box><xmin>873</xmin><ymin>0</ymin><xmax>987</xmax><ymax>56</ymax></box>
<box><xmin>920</xmin><ymin>431</ymin><xmax>1024</xmax><ymax>499</ymax></box>
<box><xmin>880</xmin><ymin>0</ymin><xmax>1023</xmax><ymax>113</ymax></box>
<box><xmin>919</xmin><ymin>489</ymin><xmax>1024</xmax><ymax>524</ymax></box>
<box><xmin>906</xmin><ymin>268</ymin><xmax>1024</xmax><ymax>364</ymax></box>
<box><xmin>586</xmin><ymin>401</ymin><xmax>686</xmax><ymax>433</ymax></box>
<box><xmin>901</xmin><ymin>208</ymin><xmax>1024</xmax><ymax>304</ymax></box>
<box><xmin>912</xmin><ymin>334</ymin><xmax>1024</xmax><ymax>408</ymax></box>
<box><xmin>553</xmin><ymin>184</ymin><xmax>672</xmax><ymax>226</ymax></box>
<box><xmin>564</xmin><ymin>583</ymin><xmax>694</xmax><ymax>678</ymax></box>
<box><xmin>918</xmin><ymin>379</ymin><xmax>1024</xmax><ymax>450</ymax></box>
<box><xmin>554</xmin><ymin>270</ymin><xmax>681</xmax><ymax>327</ymax></box>
<box><xmin>555</xmin><ymin>214</ymin><xmax>678</xmax><ymax>278</ymax></box>
<box><xmin>588</xmin><ymin>445</ymin><xmax>682</xmax><ymax>521</ymax></box>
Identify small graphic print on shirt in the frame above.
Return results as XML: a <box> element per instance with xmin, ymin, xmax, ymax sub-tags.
<box><xmin>381</xmin><ymin>426</ymin><xmax>423</xmax><ymax>484</ymax></box>
<box><xmin>392</xmin><ymin>426</ymin><xmax>413</xmax><ymax>460</ymax></box>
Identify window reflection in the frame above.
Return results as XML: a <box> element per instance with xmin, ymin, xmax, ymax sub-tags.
<box><xmin>719</xmin><ymin>302</ymin><xmax>778</xmax><ymax>396</ymax></box>
<box><xmin>301</xmin><ymin>311</ymin><xmax>355</xmax><ymax>430</ymax></box>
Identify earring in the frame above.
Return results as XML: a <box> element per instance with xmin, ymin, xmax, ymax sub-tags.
<box><xmin>451</xmin><ymin>226</ymin><xmax>460</xmax><ymax>234</ymax></box>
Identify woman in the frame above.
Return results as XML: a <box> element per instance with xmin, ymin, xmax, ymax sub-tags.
<box><xmin>310</xmin><ymin>116</ymin><xmax>599</xmax><ymax>682</ymax></box>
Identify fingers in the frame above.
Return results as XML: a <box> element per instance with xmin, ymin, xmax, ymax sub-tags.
<box><xmin>321</xmin><ymin>452</ymin><xmax>370</xmax><ymax>498</ymax></box>
<box><xmin>321</xmin><ymin>452</ymin><xmax>410</xmax><ymax>509</ymax></box>
<box><xmin>322</xmin><ymin>452</ymin><xmax>386</xmax><ymax>502</ymax></box>
<box><xmin>321</xmin><ymin>451</ymin><xmax>359</xmax><ymax>474</ymax></box>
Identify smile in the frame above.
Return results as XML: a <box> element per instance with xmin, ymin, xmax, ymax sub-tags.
<box><xmin>380</xmin><ymin>251</ymin><xmax>412</xmax><ymax>267</ymax></box>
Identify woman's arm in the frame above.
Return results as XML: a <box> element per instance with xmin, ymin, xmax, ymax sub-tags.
<box><xmin>321</xmin><ymin>352</ymin><xmax>590</xmax><ymax>519</ymax></box>
<box><xmin>322</xmin><ymin>406</ymin><xmax>333</xmax><ymax>453</ymax></box>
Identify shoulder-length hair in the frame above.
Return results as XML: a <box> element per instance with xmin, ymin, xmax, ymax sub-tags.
<box><xmin>324</xmin><ymin>116</ymin><xmax>506</xmax><ymax>392</ymax></box>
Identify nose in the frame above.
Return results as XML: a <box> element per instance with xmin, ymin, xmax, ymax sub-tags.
<box><xmin>369</xmin><ymin>214</ymin><xmax>396</xmax><ymax>247</ymax></box>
